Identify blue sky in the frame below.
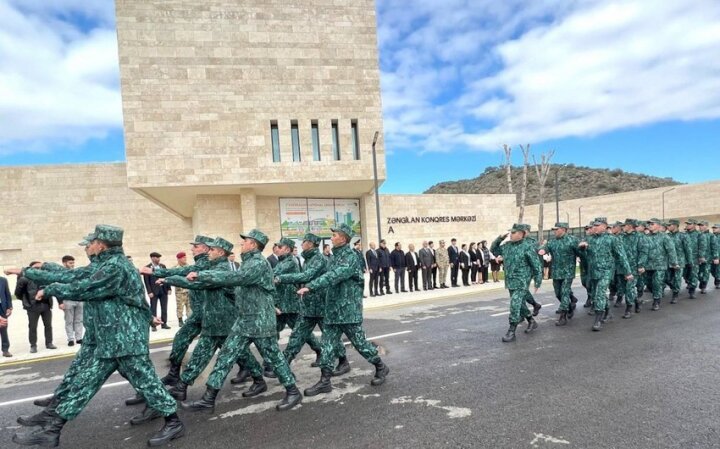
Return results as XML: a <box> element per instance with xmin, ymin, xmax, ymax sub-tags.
<box><xmin>1</xmin><ymin>0</ymin><xmax>719</xmax><ymax>193</ymax></box>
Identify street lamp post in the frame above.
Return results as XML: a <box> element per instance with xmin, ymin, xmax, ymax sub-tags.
<box><xmin>371</xmin><ymin>131</ymin><xmax>382</xmax><ymax>242</ymax></box>
<box><xmin>661</xmin><ymin>187</ymin><xmax>676</xmax><ymax>220</ymax></box>
<box><xmin>578</xmin><ymin>205</ymin><xmax>583</xmax><ymax>228</ymax></box>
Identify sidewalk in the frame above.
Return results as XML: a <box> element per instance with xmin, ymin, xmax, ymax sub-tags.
<box><xmin>0</xmin><ymin>280</ymin><xmax>507</xmax><ymax>365</ymax></box>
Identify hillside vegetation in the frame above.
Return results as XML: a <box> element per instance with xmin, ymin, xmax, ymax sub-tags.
<box><xmin>424</xmin><ymin>164</ymin><xmax>681</xmax><ymax>205</ymax></box>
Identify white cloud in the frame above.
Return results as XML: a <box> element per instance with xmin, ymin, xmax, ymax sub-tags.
<box><xmin>0</xmin><ymin>0</ymin><xmax>121</xmax><ymax>155</ymax></box>
<box><xmin>378</xmin><ymin>0</ymin><xmax>720</xmax><ymax>153</ymax></box>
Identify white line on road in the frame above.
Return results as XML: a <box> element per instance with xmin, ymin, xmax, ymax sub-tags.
<box><xmin>491</xmin><ymin>304</ymin><xmax>554</xmax><ymax>317</ymax></box>
<box><xmin>0</xmin><ymin>331</ymin><xmax>413</xmax><ymax>408</ymax></box>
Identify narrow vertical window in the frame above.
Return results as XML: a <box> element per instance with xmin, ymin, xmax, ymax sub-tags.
<box><xmin>351</xmin><ymin>120</ymin><xmax>360</xmax><ymax>160</ymax></box>
<box><xmin>271</xmin><ymin>122</ymin><xmax>280</xmax><ymax>162</ymax></box>
<box><xmin>331</xmin><ymin>120</ymin><xmax>340</xmax><ymax>161</ymax></box>
<box><xmin>311</xmin><ymin>121</ymin><xmax>321</xmax><ymax>161</ymax></box>
<box><xmin>291</xmin><ymin>121</ymin><xmax>301</xmax><ymax>162</ymax></box>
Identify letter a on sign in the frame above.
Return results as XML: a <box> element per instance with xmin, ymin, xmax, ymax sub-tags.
<box><xmin>388</xmin><ymin>226</ymin><xmax>395</xmax><ymax>234</ymax></box>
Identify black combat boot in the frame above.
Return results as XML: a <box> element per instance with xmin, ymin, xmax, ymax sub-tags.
<box><xmin>568</xmin><ymin>301</ymin><xmax>576</xmax><ymax>319</ymax></box>
<box><xmin>555</xmin><ymin>311</ymin><xmax>568</xmax><ymax>326</ymax></box>
<box><xmin>531</xmin><ymin>301</ymin><xmax>542</xmax><ymax>317</ymax></box>
<box><xmin>242</xmin><ymin>377</ymin><xmax>268</xmax><ymax>398</ymax></box>
<box><xmin>304</xmin><ymin>368</ymin><xmax>333</xmax><ymax>396</ymax></box>
<box><xmin>230</xmin><ymin>364</ymin><xmax>251</xmax><ymax>385</ymax></box>
<box><xmin>670</xmin><ymin>292</ymin><xmax>678</xmax><ymax>304</ymax></box>
<box><xmin>622</xmin><ymin>304</ymin><xmax>633</xmax><ymax>319</ymax></box>
<box><xmin>524</xmin><ymin>317</ymin><xmax>538</xmax><ymax>334</ymax></box>
<box><xmin>592</xmin><ymin>311</ymin><xmax>603</xmax><ymax>331</ymax></box>
<box><xmin>310</xmin><ymin>349</ymin><xmax>322</xmax><ymax>368</ymax></box>
<box><xmin>689</xmin><ymin>288</ymin><xmax>696</xmax><ymax>299</ymax></box>
<box><xmin>161</xmin><ymin>362</ymin><xmax>181</xmax><ymax>387</ymax></box>
<box><xmin>17</xmin><ymin>408</ymin><xmax>59</xmax><ymax>427</ymax></box>
<box><xmin>276</xmin><ymin>384</ymin><xmax>303</xmax><ymax>411</ymax></box>
<box><xmin>12</xmin><ymin>414</ymin><xmax>66</xmax><ymax>447</ymax></box>
<box><xmin>147</xmin><ymin>413</ymin><xmax>185</xmax><ymax>447</ymax></box>
<box><xmin>33</xmin><ymin>396</ymin><xmax>56</xmax><ymax>408</ymax></box>
<box><xmin>583</xmin><ymin>296</ymin><xmax>592</xmax><ymax>308</ymax></box>
<box><xmin>178</xmin><ymin>318</ymin><xmax>184</xmax><ymax>327</ymax></box>
<box><xmin>130</xmin><ymin>406</ymin><xmax>163</xmax><ymax>425</ymax></box>
<box><xmin>614</xmin><ymin>295</ymin><xmax>623</xmax><ymax>308</ymax></box>
<box><xmin>169</xmin><ymin>381</ymin><xmax>188</xmax><ymax>401</ymax></box>
<box><xmin>125</xmin><ymin>393</ymin><xmax>145</xmax><ymax>406</ymax></box>
<box><xmin>181</xmin><ymin>387</ymin><xmax>219</xmax><ymax>412</ymax></box>
<box><xmin>635</xmin><ymin>300</ymin><xmax>641</xmax><ymax>313</ymax></box>
<box><xmin>651</xmin><ymin>299</ymin><xmax>660</xmax><ymax>311</ymax></box>
<box><xmin>263</xmin><ymin>362</ymin><xmax>277</xmax><ymax>379</ymax></box>
<box><xmin>501</xmin><ymin>324</ymin><xmax>517</xmax><ymax>342</ymax></box>
<box><xmin>555</xmin><ymin>308</ymin><xmax>561</xmax><ymax>314</ymax></box>
<box><xmin>332</xmin><ymin>356</ymin><xmax>351</xmax><ymax>376</ymax></box>
<box><xmin>601</xmin><ymin>306</ymin><xmax>612</xmax><ymax>323</ymax></box>
<box><xmin>371</xmin><ymin>360</ymin><xmax>390</xmax><ymax>386</ymax></box>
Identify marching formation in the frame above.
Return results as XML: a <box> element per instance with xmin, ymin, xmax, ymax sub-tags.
<box><xmin>493</xmin><ymin>218</ymin><xmax>720</xmax><ymax>342</ymax></box>
<box><xmin>6</xmin><ymin>223</ymin><xmax>389</xmax><ymax>447</ymax></box>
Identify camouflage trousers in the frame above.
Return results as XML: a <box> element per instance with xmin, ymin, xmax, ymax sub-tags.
<box><xmin>319</xmin><ymin>323</ymin><xmax>379</xmax><ymax>371</ymax></box>
<box><xmin>508</xmin><ymin>289</ymin><xmax>533</xmax><ymax>325</ymax></box>
<box><xmin>666</xmin><ymin>267</ymin><xmax>683</xmax><ymax>294</ymax></box>
<box><xmin>591</xmin><ymin>274</ymin><xmax>613</xmax><ymax>313</ymax></box>
<box><xmin>168</xmin><ymin>311</ymin><xmax>202</xmax><ymax>365</ymax></box>
<box><xmin>613</xmin><ymin>274</ymin><xmax>638</xmax><ymax>306</ymax></box>
<box><xmin>52</xmin><ymin>343</ymin><xmax>98</xmax><ymax>403</ymax></box>
<box><xmin>176</xmin><ymin>290</ymin><xmax>191</xmax><ymax>319</ymax></box>
<box><xmin>276</xmin><ymin>313</ymin><xmax>321</xmax><ymax>351</ymax></box>
<box><xmin>207</xmin><ymin>334</ymin><xmax>295</xmax><ymax>389</ymax></box>
<box><xmin>712</xmin><ymin>262</ymin><xmax>720</xmax><ymax>286</ymax></box>
<box><xmin>56</xmin><ymin>354</ymin><xmax>176</xmax><ymax>420</ymax></box>
<box><xmin>636</xmin><ymin>271</ymin><xmax>647</xmax><ymax>298</ymax></box>
<box><xmin>683</xmin><ymin>264</ymin><xmax>698</xmax><ymax>290</ymax></box>
<box><xmin>644</xmin><ymin>270</ymin><xmax>666</xmax><ymax>300</ymax></box>
<box><xmin>552</xmin><ymin>278</ymin><xmax>574</xmax><ymax>312</ymax></box>
<box><xmin>283</xmin><ymin>316</ymin><xmax>345</xmax><ymax>363</ymax></box>
<box><xmin>698</xmin><ymin>262</ymin><xmax>710</xmax><ymax>288</ymax></box>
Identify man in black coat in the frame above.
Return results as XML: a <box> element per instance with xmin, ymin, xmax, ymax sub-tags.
<box><xmin>405</xmin><ymin>244</ymin><xmax>421</xmax><ymax>292</ymax></box>
<box><xmin>366</xmin><ymin>242</ymin><xmax>381</xmax><ymax>296</ymax></box>
<box><xmin>419</xmin><ymin>241</ymin><xmax>434</xmax><ymax>291</ymax></box>
<box><xmin>390</xmin><ymin>242</ymin><xmax>408</xmax><ymax>293</ymax></box>
<box><xmin>448</xmin><ymin>238</ymin><xmax>460</xmax><ymax>287</ymax></box>
<box><xmin>15</xmin><ymin>261</ymin><xmax>57</xmax><ymax>353</ymax></box>
<box><xmin>378</xmin><ymin>240</ymin><xmax>392</xmax><ymax>295</ymax></box>
<box><xmin>143</xmin><ymin>252</ymin><xmax>171</xmax><ymax>330</ymax></box>
<box><xmin>1</xmin><ymin>275</ymin><xmax>14</xmax><ymax>357</ymax></box>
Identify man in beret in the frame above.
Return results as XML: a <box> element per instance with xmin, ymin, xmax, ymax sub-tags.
<box><xmin>643</xmin><ymin>218</ymin><xmax>679</xmax><ymax>310</ymax></box>
<box><xmin>539</xmin><ymin>222</ymin><xmax>581</xmax><ymax>326</ymax></box>
<box><xmin>300</xmin><ymin>224</ymin><xmax>390</xmax><ymax>395</ymax></box>
<box><xmin>491</xmin><ymin>224</ymin><xmax>543</xmax><ymax>342</ymax></box>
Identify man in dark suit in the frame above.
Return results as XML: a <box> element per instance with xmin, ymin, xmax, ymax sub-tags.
<box><xmin>429</xmin><ymin>241</ymin><xmax>438</xmax><ymax>288</ymax></box>
<box><xmin>448</xmin><ymin>238</ymin><xmax>460</xmax><ymax>287</ymax></box>
<box><xmin>267</xmin><ymin>244</ymin><xmax>280</xmax><ymax>268</ymax></box>
<box><xmin>405</xmin><ymin>244</ymin><xmax>421</xmax><ymax>292</ymax></box>
<box><xmin>366</xmin><ymin>242</ymin><xmax>381</xmax><ymax>296</ymax></box>
<box><xmin>419</xmin><ymin>241</ymin><xmax>434</xmax><ymax>291</ymax></box>
<box><xmin>16</xmin><ymin>261</ymin><xmax>57</xmax><ymax>353</ymax></box>
<box><xmin>354</xmin><ymin>240</ymin><xmax>368</xmax><ymax>298</ymax></box>
<box><xmin>390</xmin><ymin>242</ymin><xmax>408</xmax><ymax>293</ymax></box>
<box><xmin>228</xmin><ymin>252</ymin><xmax>241</xmax><ymax>271</ymax></box>
<box><xmin>0</xmin><ymin>275</ymin><xmax>13</xmax><ymax>357</ymax></box>
<box><xmin>378</xmin><ymin>240</ymin><xmax>392</xmax><ymax>295</ymax></box>
<box><xmin>143</xmin><ymin>252</ymin><xmax>171</xmax><ymax>330</ymax></box>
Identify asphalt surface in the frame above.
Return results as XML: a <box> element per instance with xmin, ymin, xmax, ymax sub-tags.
<box><xmin>2</xmin><ymin>285</ymin><xmax>720</xmax><ymax>449</ymax></box>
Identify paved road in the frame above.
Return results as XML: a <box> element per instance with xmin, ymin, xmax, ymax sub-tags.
<box><xmin>2</xmin><ymin>286</ymin><xmax>720</xmax><ymax>448</ymax></box>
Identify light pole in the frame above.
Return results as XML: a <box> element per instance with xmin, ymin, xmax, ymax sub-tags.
<box><xmin>371</xmin><ymin>131</ymin><xmax>382</xmax><ymax>242</ymax></box>
<box><xmin>661</xmin><ymin>187</ymin><xmax>675</xmax><ymax>220</ymax></box>
<box><xmin>578</xmin><ymin>205</ymin><xmax>583</xmax><ymax>228</ymax></box>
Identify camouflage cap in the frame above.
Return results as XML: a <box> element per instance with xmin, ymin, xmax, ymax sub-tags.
<box><xmin>276</xmin><ymin>237</ymin><xmax>296</xmax><ymax>250</ymax></box>
<box><xmin>331</xmin><ymin>223</ymin><xmax>356</xmax><ymax>239</ymax></box>
<box><xmin>302</xmin><ymin>233</ymin><xmax>322</xmax><ymax>245</ymax></box>
<box><xmin>685</xmin><ymin>218</ymin><xmax>697</xmax><ymax>224</ymax></box>
<box><xmin>611</xmin><ymin>221</ymin><xmax>623</xmax><ymax>227</ymax></box>
<box><xmin>623</xmin><ymin>218</ymin><xmax>637</xmax><ymax>226</ymax></box>
<box><xmin>509</xmin><ymin>223</ymin><xmax>528</xmax><ymax>233</ymax></box>
<box><xmin>647</xmin><ymin>218</ymin><xmax>663</xmax><ymax>224</ymax></box>
<box><xmin>93</xmin><ymin>224</ymin><xmax>123</xmax><ymax>245</ymax></box>
<box><xmin>699</xmin><ymin>220</ymin><xmax>709</xmax><ymax>226</ymax></box>
<box><xmin>668</xmin><ymin>219</ymin><xmax>680</xmax><ymax>226</ymax></box>
<box><xmin>583</xmin><ymin>224</ymin><xmax>592</xmax><ymax>230</ymax></box>
<box><xmin>78</xmin><ymin>233</ymin><xmax>95</xmax><ymax>246</ymax></box>
<box><xmin>240</xmin><ymin>229</ymin><xmax>269</xmax><ymax>247</ymax></box>
<box><xmin>712</xmin><ymin>223</ymin><xmax>720</xmax><ymax>229</ymax></box>
<box><xmin>593</xmin><ymin>217</ymin><xmax>608</xmax><ymax>225</ymax></box>
<box><xmin>190</xmin><ymin>235</ymin><xmax>214</xmax><ymax>246</ymax></box>
<box><xmin>208</xmin><ymin>237</ymin><xmax>234</xmax><ymax>253</ymax></box>
<box><xmin>551</xmin><ymin>222</ymin><xmax>569</xmax><ymax>230</ymax></box>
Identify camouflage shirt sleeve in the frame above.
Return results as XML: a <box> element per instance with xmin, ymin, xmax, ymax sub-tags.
<box><xmin>612</xmin><ymin>237</ymin><xmax>631</xmax><ymax>275</ymax></box>
<box><xmin>194</xmin><ymin>259</ymin><xmax>264</xmax><ymax>289</ymax></box>
<box><xmin>44</xmin><ymin>263</ymin><xmax>123</xmax><ymax>302</ymax></box>
<box><xmin>525</xmin><ymin>244</ymin><xmax>543</xmax><ymax>288</ymax></box>
<box><xmin>637</xmin><ymin>235</ymin><xmax>649</xmax><ymax>269</ymax></box>
<box><xmin>278</xmin><ymin>257</ymin><xmax>324</xmax><ymax>284</ymax></box>
<box><xmin>490</xmin><ymin>236</ymin><xmax>504</xmax><ymax>257</ymax></box>
<box><xmin>306</xmin><ymin>251</ymin><xmax>358</xmax><ymax>291</ymax></box>
<box><xmin>153</xmin><ymin>263</ymin><xmax>201</xmax><ymax>278</ymax></box>
<box><xmin>24</xmin><ymin>264</ymin><xmax>95</xmax><ymax>285</ymax></box>
<box><xmin>163</xmin><ymin>275</ymin><xmax>204</xmax><ymax>290</ymax></box>
<box><xmin>664</xmin><ymin>235</ymin><xmax>679</xmax><ymax>266</ymax></box>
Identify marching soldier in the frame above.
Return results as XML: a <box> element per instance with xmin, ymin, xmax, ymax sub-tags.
<box><xmin>275</xmin><ymin>233</ymin><xmax>349</xmax><ymax>375</ymax></box>
<box><xmin>683</xmin><ymin>219</ymin><xmax>700</xmax><ymax>298</ymax></box>
<box><xmin>580</xmin><ymin>223</ymin><xmax>594</xmax><ymax>308</ymax></box>
<box><xmin>300</xmin><ymin>224</ymin><xmax>390</xmax><ymax>396</ymax></box>
<box><xmin>491</xmin><ymin>224</ymin><xmax>542</xmax><ymax>342</ymax></box>
<box><xmin>13</xmin><ymin>225</ymin><xmax>184</xmax><ymax>447</ymax></box>
<box><xmin>538</xmin><ymin>222</ymin><xmax>580</xmax><ymax>326</ymax></box>
<box><xmin>697</xmin><ymin>221</ymin><xmax>712</xmax><ymax>294</ymax></box>
<box><xmin>609</xmin><ymin>221</ymin><xmax>625</xmax><ymax>306</ymax></box>
<box><xmin>620</xmin><ymin>219</ymin><xmax>648</xmax><ymax>316</ymax></box>
<box><xmin>643</xmin><ymin>218</ymin><xmax>679</xmax><ymax>310</ymax></box>
<box><xmin>634</xmin><ymin>221</ymin><xmax>650</xmax><ymax>298</ymax></box>
<box><xmin>711</xmin><ymin>224</ymin><xmax>720</xmax><ymax>288</ymax></box>
<box><xmin>666</xmin><ymin>219</ymin><xmax>690</xmax><ymax>304</ymax></box>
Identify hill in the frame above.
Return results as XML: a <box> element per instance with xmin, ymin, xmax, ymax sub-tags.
<box><xmin>424</xmin><ymin>164</ymin><xmax>682</xmax><ymax>205</ymax></box>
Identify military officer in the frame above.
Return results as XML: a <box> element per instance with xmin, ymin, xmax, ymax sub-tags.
<box><xmin>491</xmin><ymin>224</ymin><xmax>543</xmax><ymax>342</ymax></box>
<box><xmin>300</xmin><ymin>224</ymin><xmax>390</xmax><ymax>396</ymax></box>
<box><xmin>697</xmin><ymin>221</ymin><xmax>712</xmax><ymax>294</ymax></box>
<box><xmin>275</xmin><ymin>233</ymin><xmax>349</xmax><ymax>375</ymax></box>
<box><xmin>12</xmin><ymin>225</ymin><xmax>184</xmax><ymax>448</ymax></box>
<box><xmin>643</xmin><ymin>218</ymin><xmax>679</xmax><ymax>311</ymax></box>
<box><xmin>180</xmin><ymin>229</ymin><xmax>302</xmax><ymax>413</ymax></box>
<box><xmin>538</xmin><ymin>222</ymin><xmax>580</xmax><ymax>326</ymax></box>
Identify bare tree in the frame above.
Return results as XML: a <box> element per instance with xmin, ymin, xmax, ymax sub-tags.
<box><xmin>517</xmin><ymin>144</ymin><xmax>531</xmax><ymax>223</ymax></box>
<box><xmin>532</xmin><ymin>149</ymin><xmax>555</xmax><ymax>240</ymax></box>
<box><xmin>502</xmin><ymin>144</ymin><xmax>513</xmax><ymax>194</ymax></box>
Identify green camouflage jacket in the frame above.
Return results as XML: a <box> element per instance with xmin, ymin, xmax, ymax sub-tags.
<box><xmin>277</xmin><ymin>247</ymin><xmax>328</xmax><ymax>317</ymax></box>
<box><xmin>621</xmin><ymin>231</ymin><xmax>648</xmax><ymax>272</ymax></box>
<box><xmin>710</xmin><ymin>233</ymin><xmax>720</xmax><ymax>260</ymax></box>
<box><xmin>153</xmin><ymin>253</ymin><xmax>210</xmax><ymax>313</ymax></box>
<box><xmin>581</xmin><ymin>233</ymin><xmax>631</xmax><ymax>279</ymax></box>
<box><xmin>193</xmin><ymin>249</ymin><xmax>277</xmax><ymax>337</ymax></box>
<box><xmin>667</xmin><ymin>231</ymin><xmax>690</xmax><ymax>266</ymax></box>
<box><xmin>698</xmin><ymin>231</ymin><xmax>712</xmax><ymax>260</ymax></box>
<box><xmin>43</xmin><ymin>247</ymin><xmax>152</xmax><ymax>359</ymax></box>
<box><xmin>306</xmin><ymin>242</ymin><xmax>364</xmax><ymax>325</ymax></box>
<box><xmin>491</xmin><ymin>236</ymin><xmax>543</xmax><ymax>290</ymax></box>
<box><xmin>273</xmin><ymin>254</ymin><xmax>303</xmax><ymax>314</ymax></box>
<box><xmin>163</xmin><ymin>256</ymin><xmax>236</xmax><ymax>336</ymax></box>
<box><xmin>644</xmin><ymin>231</ymin><xmax>679</xmax><ymax>270</ymax></box>
<box><xmin>542</xmin><ymin>234</ymin><xmax>580</xmax><ymax>279</ymax></box>
<box><xmin>684</xmin><ymin>230</ymin><xmax>700</xmax><ymax>264</ymax></box>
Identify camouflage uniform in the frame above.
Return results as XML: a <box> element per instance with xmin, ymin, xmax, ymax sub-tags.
<box><xmin>435</xmin><ymin>245</ymin><xmax>450</xmax><ymax>287</ymax></box>
<box><xmin>644</xmin><ymin>220</ymin><xmax>679</xmax><ymax>306</ymax></box>
<box><xmin>697</xmin><ymin>224</ymin><xmax>712</xmax><ymax>291</ymax></box>
<box><xmin>683</xmin><ymin>223</ymin><xmax>700</xmax><ymax>295</ymax></box>
<box><xmin>711</xmin><ymin>225</ymin><xmax>720</xmax><ymax>288</ymax></box>
<box><xmin>620</xmin><ymin>222</ymin><xmax>648</xmax><ymax>312</ymax></box>
<box><xmin>666</xmin><ymin>221</ymin><xmax>690</xmax><ymax>298</ymax></box>
<box><xmin>541</xmin><ymin>224</ymin><xmax>580</xmax><ymax>314</ymax></box>
<box><xmin>173</xmin><ymin>266</ymin><xmax>191</xmax><ymax>323</ymax></box>
<box><xmin>276</xmin><ymin>246</ymin><xmax>346</xmax><ymax>363</ymax></box>
<box><xmin>635</xmin><ymin>224</ymin><xmax>651</xmax><ymax>297</ymax></box>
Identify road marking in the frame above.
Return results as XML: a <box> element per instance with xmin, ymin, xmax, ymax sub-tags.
<box><xmin>490</xmin><ymin>304</ymin><xmax>553</xmax><ymax>317</ymax></box>
<box><xmin>0</xmin><ymin>331</ymin><xmax>412</xmax><ymax>408</ymax></box>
